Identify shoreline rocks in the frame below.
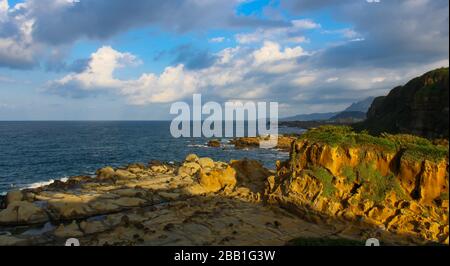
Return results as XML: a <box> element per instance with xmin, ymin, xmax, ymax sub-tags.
<box><xmin>0</xmin><ymin>134</ymin><xmax>448</xmax><ymax>246</ymax></box>
<box><xmin>230</xmin><ymin>135</ymin><xmax>297</xmax><ymax>151</ymax></box>
<box><xmin>207</xmin><ymin>139</ymin><xmax>221</xmax><ymax>148</ymax></box>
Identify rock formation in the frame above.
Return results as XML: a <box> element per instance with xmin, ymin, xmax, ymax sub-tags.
<box><xmin>207</xmin><ymin>139</ymin><xmax>221</xmax><ymax>148</ymax></box>
<box><xmin>0</xmin><ymin>156</ymin><xmax>344</xmax><ymax>246</ymax></box>
<box><xmin>230</xmin><ymin>135</ymin><xmax>297</xmax><ymax>151</ymax></box>
<box><xmin>359</xmin><ymin>68</ymin><xmax>449</xmax><ymax>139</ymax></box>
<box><xmin>267</xmin><ymin>126</ymin><xmax>449</xmax><ymax>245</ymax></box>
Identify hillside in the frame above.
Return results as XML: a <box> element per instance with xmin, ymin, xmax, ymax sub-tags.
<box><xmin>343</xmin><ymin>97</ymin><xmax>376</xmax><ymax>113</ymax></box>
<box><xmin>358</xmin><ymin>68</ymin><xmax>449</xmax><ymax>138</ymax></box>
<box><xmin>282</xmin><ymin>97</ymin><xmax>375</xmax><ymax>122</ymax></box>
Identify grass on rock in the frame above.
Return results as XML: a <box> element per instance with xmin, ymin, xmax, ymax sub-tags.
<box><xmin>298</xmin><ymin>126</ymin><xmax>448</xmax><ymax>162</ymax></box>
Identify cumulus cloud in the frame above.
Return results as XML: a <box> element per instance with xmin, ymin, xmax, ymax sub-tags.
<box><xmin>2</xmin><ymin>0</ymin><xmax>449</xmax><ymax>117</ymax></box>
<box><xmin>45</xmin><ymin>46</ymin><xmax>141</xmax><ymax>97</ymax></box>
<box><xmin>0</xmin><ymin>0</ymin><xmax>285</xmax><ymax>69</ymax></box>
<box><xmin>0</xmin><ymin>0</ymin><xmax>39</xmax><ymax>69</ymax></box>
<box><xmin>45</xmin><ymin>39</ymin><xmax>446</xmax><ymax>117</ymax></box>
<box><xmin>46</xmin><ymin>42</ymin><xmax>309</xmax><ymax>104</ymax></box>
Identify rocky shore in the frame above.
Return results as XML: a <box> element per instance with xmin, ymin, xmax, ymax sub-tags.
<box><xmin>207</xmin><ymin>135</ymin><xmax>298</xmax><ymax>151</ymax></box>
<box><xmin>0</xmin><ymin>126</ymin><xmax>448</xmax><ymax>246</ymax></box>
<box><xmin>0</xmin><ymin>156</ymin><xmax>344</xmax><ymax>246</ymax></box>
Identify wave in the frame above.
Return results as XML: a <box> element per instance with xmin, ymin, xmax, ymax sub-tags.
<box><xmin>22</xmin><ymin>177</ymin><xmax>69</xmax><ymax>190</ymax></box>
<box><xmin>187</xmin><ymin>144</ymin><xmax>209</xmax><ymax>148</ymax></box>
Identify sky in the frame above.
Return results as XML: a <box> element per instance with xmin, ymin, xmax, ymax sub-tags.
<box><xmin>0</xmin><ymin>0</ymin><xmax>448</xmax><ymax>120</ymax></box>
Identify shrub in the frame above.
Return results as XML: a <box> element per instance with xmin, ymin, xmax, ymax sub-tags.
<box><xmin>310</xmin><ymin>167</ymin><xmax>336</xmax><ymax>198</ymax></box>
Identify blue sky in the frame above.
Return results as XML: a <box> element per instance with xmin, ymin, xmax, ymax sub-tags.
<box><xmin>0</xmin><ymin>0</ymin><xmax>448</xmax><ymax>120</ymax></box>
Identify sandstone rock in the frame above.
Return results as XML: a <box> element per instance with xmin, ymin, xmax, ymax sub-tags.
<box><xmin>47</xmin><ymin>195</ymin><xmax>96</xmax><ymax>220</ymax></box>
<box><xmin>89</xmin><ymin>200</ymin><xmax>120</xmax><ymax>213</ymax></box>
<box><xmin>128</xmin><ymin>163</ymin><xmax>146</xmax><ymax>170</ymax></box>
<box><xmin>96</xmin><ymin>167</ymin><xmax>116</xmax><ymax>180</ymax></box>
<box><xmin>6</xmin><ymin>190</ymin><xmax>23</xmax><ymax>206</ymax></box>
<box><xmin>0</xmin><ymin>201</ymin><xmax>48</xmax><ymax>225</ymax></box>
<box><xmin>158</xmin><ymin>192</ymin><xmax>181</xmax><ymax>201</ymax></box>
<box><xmin>110</xmin><ymin>197</ymin><xmax>146</xmax><ymax>208</ymax></box>
<box><xmin>0</xmin><ymin>235</ymin><xmax>29</xmax><ymax>246</ymax></box>
<box><xmin>207</xmin><ymin>140</ymin><xmax>221</xmax><ymax>148</ymax></box>
<box><xmin>115</xmin><ymin>169</ymin><xmax>137</xmax><ymax>179</ymax></box>
<box><xmin>151</xmin><ymin>165</ymin><xmax>169</xmax><ymax>174</ymax></box>
<box><xmin>113</xmin><ymin>188</ymin><xmax>144</xmax><ymax>198</ymax></box>
<box><xmin>178</xmin><ymin>162</ymin><xmax>201</xmax><ymax>177</ymax></box>
<box><xmin>231</xmin><ymin>136</ymin><xmax>295</xmax><ymax>151</ymax></box>
<box><xmin>198</xmin><ymin>167</ymin><xmax>237</xmax><ymax>192</ymax></box>
<box><xmin>80</xmin><ymin>220</ymin><xmax>109</xmax><ymax>235</ymax></box>
<box><xmin>230</xmin><ymin>159</ymin><xmax>273</xmax><ymax>194</ymax></box>
<box><xmin>198</xmin><ymin>157</ymin><xmax>215</xmax><ymax>169</ymax></box>
<box><xmin>54</xmin><ymin>221</ymin><xmax>84</xmax><ymax>238</ymax></box>
<box><xmin>185</xmin><ymin>154</ymin><xmax>199</xmax><ymax>163</ymax></box>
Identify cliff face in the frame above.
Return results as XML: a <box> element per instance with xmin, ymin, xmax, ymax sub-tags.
<box><xmin>266</xmin><ymin>126</ymin><xmax>449</xmax><ymax>244</ymax></box>
<box><xmin>361</xmin><ymin>68</ymin><xmax>449</xmax><ymax>138</ymax></box>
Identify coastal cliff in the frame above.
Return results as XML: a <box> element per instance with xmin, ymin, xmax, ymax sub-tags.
<box><xmin>267</xmin><ymin>126</ymin><xmax>449</xmax><ymax>244</ymax></box>
<box><xmin>359</xmin><ymin>68</ymin><xmax>449</xmax><ymax>138</ymax></box>
<box><xmin>0</xmin><ymin>127</ymin><xmax>448</xmax><ymax>246</ymax></box>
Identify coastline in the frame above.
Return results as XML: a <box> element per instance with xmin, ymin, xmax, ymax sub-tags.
<box><xmin>0</xmin><ymin>127</ymin><xmax>448</xmax><ymax>246</ymax></box>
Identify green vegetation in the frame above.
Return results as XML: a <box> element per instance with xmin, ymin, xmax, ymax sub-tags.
<box><xmin>306</xmin><ymin>167</ymin><xmax>336</xmax><ymax>198</ymax></box>
<box><xmin>298</xmin><ymin>126</ymin><xmax>448</xmax><ymax>162</ymax></box>
<box><xmin>438</xmin><ymin>192</ymin><xmax>449</xmax><ymax>201</ymax></box>
<box><xmin>355</xmin><ymin>163</ymin><xmax>407</xmax><ymax>202</ymax></box>
<box><xmin>287</xmin><ymin>237</ymin><xmax>365</xmax><ymax>246</ymax></box>
<box><xmin>296</xmin><ymin>125</ymin><xmax>447</xmax><ymax>203</ymax></box>
<box><xmin>341</xmin><ymin>166</ymin><xmax>357</xmax><ymax>184</ymax></box>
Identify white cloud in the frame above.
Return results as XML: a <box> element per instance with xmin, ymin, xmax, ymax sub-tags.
<box><xmin>293</xmin><ymin>75</ymin><xmax>316</xmax><ymax>86</ymax></box>
<box><xmin>0</xmin><ymin>0</ymin><xmax>263</xmax><ymax>69</ymax></box>
<box><xmin>46</xmin><ymin>39</ymin><xmax>448</xmax><ymax>113</ymax></box>
<box><xmin>253</xmin><ymin>41</ymin><xmax>306</xmax><ymax>64</ymax></box>
<box><xmin>371</xmin><ymin>77</ymin><xmax>386</xmax><ymax>83</ymax></box>
<box><xmin>0</xmin><ymin>1</ymin><xmax>41</xmax><ymax>68</ymax></box>
<box><xmin>48</xmin><ymin>46</ymin><xmax>140</xmax><ymax>92</ymax></box>
<box><xmin>47</xmin><ymin>41</ymin><xmax>309</xmax><ymax>104</ymax></box>
<box><xmin>209</xmin><ymin>37</ymin><xmax>225</xmax><ymax>43</ymax></box>
<box><xmin>291</xmin><ymin>19</ymin><xmax>321</xmax><ymax>30</ymax></box>
<box><xmin>235</xmin><ymin>19</ymin><xmax>317</xmax><ymax>44</ymax></box>
<box><xmin>326</xmin><ymin>77</ymin><xmax>339</xmax><ymax>83</ymax></box>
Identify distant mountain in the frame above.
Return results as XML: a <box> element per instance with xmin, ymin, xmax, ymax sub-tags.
<box><xmin>281</xmin><ymin>112</ymin><xmax>338</xmax><ymax>122</ymax></box>
<box><xmin>343</xmin><ymin>97</ymin><xmax>376</xmax><ymax>113</ymax></box>
<box><xmin>330</xmin><ymin>111</ymin><xmax>367</xmax><ymax>123</ymax></box>
<box><xmin>282</xmin><ymin>97</ymin><xmax>376</xmax><ymax>122</ymax></box>
<box><xmin>357</xmin><ymin>68</ymin><xmax>449</xmax><ymax>138</ymax></box>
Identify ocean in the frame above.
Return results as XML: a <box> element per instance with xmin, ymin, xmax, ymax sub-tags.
<box><xmin>0</xmin><ymin>121</ymin><xmax>300</xmax><ymax>195</ymax></box>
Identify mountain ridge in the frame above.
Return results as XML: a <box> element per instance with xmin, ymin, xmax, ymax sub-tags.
<box><xmin>282</xmin><ymin>97</ymin><xmax>375</xmax><ymax>122</ymax></box>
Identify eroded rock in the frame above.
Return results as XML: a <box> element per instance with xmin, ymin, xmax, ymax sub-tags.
<box><xmin>0</xmin><ymin>201</ymin><xmax>48</xmax><ymax>225</ymax></box>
